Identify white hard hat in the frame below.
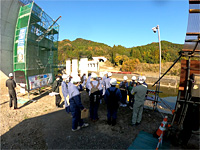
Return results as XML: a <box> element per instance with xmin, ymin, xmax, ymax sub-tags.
<box><xmin>62</xmin><ymin>74</ymin><xmax>68</xmax><ymax>79</ymax></box>
<box><xmin>62</xmin><ymin>74</ymin><xmax>69</xmax><ymax>81</ymax></box>
<box><xmin>123</xmin><ymin>76</ymin><xmax>128</xmax><ymax>80</ymax></box>
<box><xmin>104</xmin><ymin>71</ymin><xmax>108</xmax><ymax>75</ymax></box>
<box><xmin>91</xmin><ymin>73</ymin><xmax>97</xmax><ymax>78</ymax></box>
<box><xmin>132</xmin><ymin>76</ymin><xmax>136</xmax><ymax>80</ymax></box>
<box><xmin>142</xmin><ymin>76</ymin><xmax>146</xmax><ymax>81</ymax></box>
<box><xmin>137</xmin><ymin>76</ymin><xmax>144</xmax><ymax>84</ymax></box>
<box><xmin>99</xmin><ymin>73</ymin><xmax>104</xmax><ymax>78</ymax></box>
<box><xmin>71</xmin><ymin>72</ymin><xmax>78</xmax><ymax>77</ymax></box>
<box><xmin>71</xmin><ymin>76</ymin><xmax>81</xmax><ymax>83</ymax></box>
<box><xmin>9</xmin><ymin>73</ymin><xmax>13</xmax><ymax>77</ymax></box>
<box><xmin>108</xmin><ymin>72</ymin><xmax>112</xmax><ymax>77</ymax></box>
<box><xmin>110</xmin><ymin>78</ymin><xmax>117</xmax><ymax>85</ymax></box>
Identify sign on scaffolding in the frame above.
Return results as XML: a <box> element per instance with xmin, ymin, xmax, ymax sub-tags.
<box><xmin>28</xmin><ymin>73</ymin><xmax>53</xmax><ymax>90</ymax></box>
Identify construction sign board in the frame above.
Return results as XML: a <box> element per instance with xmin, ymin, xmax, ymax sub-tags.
<box><xmin>28</xmin><ymin>73</ymin><xmax>53</xmax><ymax>90</ymax></box>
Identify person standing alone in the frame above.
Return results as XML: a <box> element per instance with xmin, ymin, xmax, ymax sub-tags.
<box><xmin>52</xmin><ymin>75</ymin><xmax>62</xmax><ymax>108</ymax></box>
<box><xmin>6</xmin><ymin>73</ymin><xmax>17</xmax><ymax>109</ymax></box>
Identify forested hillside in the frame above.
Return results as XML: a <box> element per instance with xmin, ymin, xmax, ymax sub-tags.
<box><xmin>58</xmin><ymin>38</ymin><xmax>183</xmax><ymax>71</ymax></box>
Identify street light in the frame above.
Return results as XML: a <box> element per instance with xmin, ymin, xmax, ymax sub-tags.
<box><xmin>152</xmin><ymin>25</ymin><xmax>162</xmax><ymax>110</ymax></box>
<box><xmin>152</xmin><ymin>25</ymin><xmax>162</xmax><ymax>80</ymax></box>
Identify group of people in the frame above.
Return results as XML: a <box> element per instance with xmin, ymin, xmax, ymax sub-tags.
<box><xmin>5</xmin><ymin>71</ymin><xmax>148</xmax><ymax>131</ymax></box>
<box><xmin>54</xmin><ymin>71</ymin><xmax>148</xmax><ymax>131</ymax></box>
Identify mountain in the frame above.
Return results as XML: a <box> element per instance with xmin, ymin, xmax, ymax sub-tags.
<box><xmin>58</xmin><ymin>38</ymin><xmax>183</xmax><ymax>64</ymax></box>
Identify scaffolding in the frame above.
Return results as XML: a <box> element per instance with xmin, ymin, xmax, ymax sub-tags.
<box><xmin>13</xmin><ymin>2</ymin><xmax>60</xmax><ymax>91</ymax></box>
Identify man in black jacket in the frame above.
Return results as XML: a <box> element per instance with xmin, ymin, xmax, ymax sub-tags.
<box><xmin>52</xmin><ymin>75</ymin><xmax>62</xmax><ymax>108</ymax></box>
<box><xmin>6</xmin><ymin>73</ymin><xmax>17</xmax><ymax>109</ymax></box>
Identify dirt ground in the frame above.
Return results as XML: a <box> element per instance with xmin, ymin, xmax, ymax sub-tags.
<box><xmin>0</xmin><ymin>72</ymin><xmax>199</xmax><ymax>149</ymax></box>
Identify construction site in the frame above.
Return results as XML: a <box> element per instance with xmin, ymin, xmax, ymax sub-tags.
<box><xmin>0</xmin><ymin>0</ymin><xmax>199</xmax><ymax>149</ymax></box>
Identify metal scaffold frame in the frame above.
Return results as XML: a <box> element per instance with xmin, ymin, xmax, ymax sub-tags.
<box><xmin>13</xmin><ymin>1</ymin><xmax>60</xmax><ymax>92</ymax></box>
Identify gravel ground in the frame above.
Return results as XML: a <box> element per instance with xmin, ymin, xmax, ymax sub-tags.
<box><xmin>0</xmin><ymin>85</ymin><xmax>199</xmax><ymax>149</ymax></box>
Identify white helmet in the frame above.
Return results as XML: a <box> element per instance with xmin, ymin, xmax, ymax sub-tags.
<box><xmin>123</xmin><ymin>76</ymin><xmax>128</xmax><ymax>80</ymax></box>
<box><xmin>108</xmin><ymin>72</ymin><xmax>112</xmax><ymax>77</ymax></box>
<box><xmin>104</xmin><ymin>71</ymin><xmax>108</xmax><ymax>75</ymax></box>
<box><xmin>71</xmin><ymin>72</ymin><xmax>78</xmax><ymax>78</ymax></box>
<box><xmin>142</xmin><ymin>76</ymin><xmax>146</xmax><ymax>81</ymax></box>
<box><xmin>110</xmin><ymin>78</ymin><xmax>117</xmax><ymax>85</ymax></box>
<box><xmin>9</xmin><ymin>73</ymin><xmax>13</xmax><ymax>77</ymax></box>
<box><xmin>62</xmin><ymin>74</ymin><xmax>68</xmax><ymax>79</ymax></box>
<box><xmin>131</xmin><ymin>76</ymin><xmax>136</xmax><ymax>80</ymax></box>
<box><xmin>71</xmin><ymin>76</ymin><xmax>81</xmax><ymax>83</ymax></box>
<box><xmin>62</xmin><ymin>74</ymin><xmax>69</xmax><ymax>81</ymax></box>
<box><xmin>137</xmin><ymin>76</ymin><xmax>144</xmax><ymax>84</ymax></box>
<box><xmin>91</xmin><ymin>73</ymin><xmax>97</xmax><ymax>78</ymax></box>
<box><xmin>99</xmin><ymin>73</ymin><xmax>104</xmax><ymax>78</ymax></box>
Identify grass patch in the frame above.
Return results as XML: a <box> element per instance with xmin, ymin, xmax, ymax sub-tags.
<box><xmin>24</xmin><ymin>115</ymin><xmax>29</xmax><ymax>120</ymax></box>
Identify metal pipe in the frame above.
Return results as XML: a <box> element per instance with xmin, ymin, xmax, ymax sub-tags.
<box><xmin>157</xmin><ymin>25</ymin><xmax>162</xmax><ymax>81</ymax></box>
<box><xmin>177</xmin><ymin>100</ymin><xmax>200</xmax><ymax>104</ymax></box>
<box><xmin>171</xmin><ymin>91</ymin><xmax>181</xmax><ymax>126</ymax></box>
<box><xmin>152</xmin><ymin>53</ymin><xmax>182</xmax><ymax>87</ymax></box>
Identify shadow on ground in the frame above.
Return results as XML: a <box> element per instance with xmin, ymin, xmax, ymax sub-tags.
<box><xmin>1</xmin><ymin>91</ymin><xmax>199</xmax><ymax>149</ymax></box>
<box><xmin>18</xmin><ymin>91</ymin><xmax>50</xmax><ymax>109</ymax></box>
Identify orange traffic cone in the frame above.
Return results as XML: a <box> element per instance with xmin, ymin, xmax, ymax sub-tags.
<box><xmin>156</xmin><ymin>116</ymin><xmax>168</xmax><ymax>137</ymax></box>
<box><xmin>155</xmin><ymin>116</ymin><xmax>168</xmax><ymax>150</ymax></box>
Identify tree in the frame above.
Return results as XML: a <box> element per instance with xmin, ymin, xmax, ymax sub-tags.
<box><xmin>115</xmin><ymin>55</ymin><xmax>129</xmax><ymax>66</ymax></box>
<box><xmin>121</xmin><ymin>58</ymin><xmax>140</xmax><ymax>72</ymax></box>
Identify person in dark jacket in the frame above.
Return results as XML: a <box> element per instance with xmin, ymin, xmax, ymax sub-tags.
<box><xmin>128</xmin><ymin>76</ymin><xmax>137</xmax><ymax>109</ymax></box>
<box><xmin>104</xmin><ymin>78</ymin><xmax>122</xmax><ymax>126</ymax></box>
<box><xmin>6</xmin><ymin>73</ymin><xmax>17</xmax><ymax>109</ymax></box>
<box><xmin>119</xmin><ymin>76</ymin><xmax>128</xmax><ymax>107</ymax></box>
<box><xmin>68</xmin><ymin>75</ymin><xmax>89</xmax><ymax>131</ymax></box>
<box><xmin>52</xmin><ymin>75</ymin><xmax>62</xmax><ymax>108</ymax></box>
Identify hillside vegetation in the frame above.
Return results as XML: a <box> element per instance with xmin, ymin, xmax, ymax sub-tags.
<box><xmin>58</xmin><ymin>38</ymin><xmax>183</xmax><ymax>73</ymax></box>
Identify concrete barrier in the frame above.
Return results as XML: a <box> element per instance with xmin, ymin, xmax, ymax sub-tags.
<box><xmin>98</xmin><ymin>72</ymin><xmax>179</xmax><ymax>88</ymax></box>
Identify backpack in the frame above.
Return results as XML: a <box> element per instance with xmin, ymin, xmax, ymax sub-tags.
<box><xmin>90</xmin><ymin>81</ymin><xmax>100</xmax><ymax>103</ymax></box>
<box><xmin>107</xmin><ymin>88</ymin><xmax>118</xmax><ymax>109</ymax></box>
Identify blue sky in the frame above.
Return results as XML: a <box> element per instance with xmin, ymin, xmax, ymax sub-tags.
<box><xmin>35</xmin><ymin>0</ymin><xmax>189</xmax><ymax>48</ymax></box>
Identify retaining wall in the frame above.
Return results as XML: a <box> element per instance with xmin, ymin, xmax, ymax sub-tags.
<box><xmin>108</xmin><ymin>73</ymin><xmax>179</xmax><ymax>88</ymax></box>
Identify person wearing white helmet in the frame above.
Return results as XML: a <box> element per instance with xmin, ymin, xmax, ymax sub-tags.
<box><xmin>52</xmin><ymin>75</ymin><xmax>62</xmax><ymax>108</ymax></box>
<box><xmin>88</xmin><ymin>73</ymin><xmax>102</xmax><ymax>122</ymax></box>
<box><xmin>104</xmin><ymin>78</ymin><xmax>122</xmax><ymax>126</ymax></box>
<box><xmin>102</xmin><ymin>71</ymin><xmax>108</xmax><ymax>96</ymax></box>
<box><xmin>6</xmin><ymin>73</ymin><xmax>18</xmax><ymax>109</ymax></box>
<box><xmin>103</xmin><ymin>72</ymin><xmax>112</xmax><ymax>92</ymax></box>
<box><xmin>142</xmin><ymin>76</ymin><xmax>148</xmax><ymax>88</ymax></box>
<box><xmin>119</xmin><ymin>76</ymin><xmax>129</xmax><ymax>107</ymax></box>
<box><xmin>81</xmin><ymin>73</ymin><xmax>87</xmax><ymax>88</ymax></box>
<box><xmin>86</xmin><ymin>73</ymin><xmax>92</xmax><ymax>93</ymax></box>
<box><xmin>68</xmin><ymin>75</ymin><xmax>89</xmax><ymax>131</ymax></box>
<box><xmin>61</xmin><ymin>74</ymin><xmax>70</xmax><ymax>113</ymax></box>
<box><xmin>128</xmin><ymin>76</ymin><xmax>137</xmax><ymax>109</ymax></box>
<box><xmin>131</xmin><ymin>76</ymin><xmax>147</xmax><ymax>126</ymax></box>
